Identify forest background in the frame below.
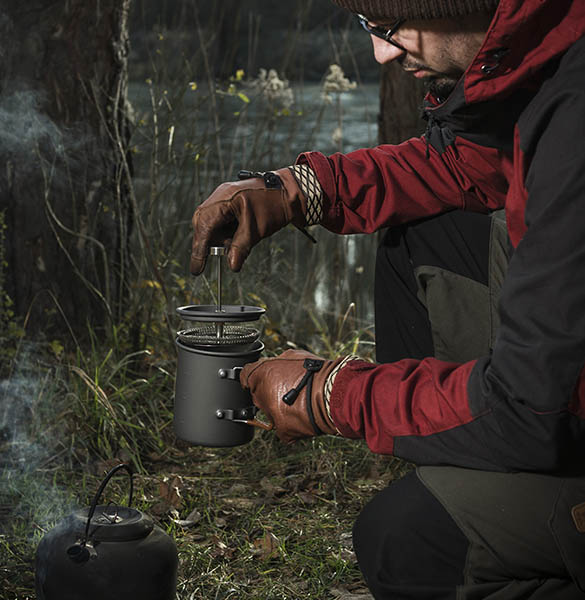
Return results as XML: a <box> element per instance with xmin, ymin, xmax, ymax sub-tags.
<box><xmin>0</xmin><ymin>1</ymin><xmax>424</xmax><ymax>598</ymax></box>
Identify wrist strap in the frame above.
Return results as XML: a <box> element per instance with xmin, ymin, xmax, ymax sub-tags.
<box><xmin>305</xmin><ymin>363</ymin><xmax>324</xmax><ymax>436</ymax></box>
<box><xmin>281</xmin><ymin>358</ymin><xmax>324</xmax><ymax>436</ymax></box>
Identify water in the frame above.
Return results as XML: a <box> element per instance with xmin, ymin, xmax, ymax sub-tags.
<box><xmin>128</xmin><ymin>80</ymin><xmax>382</xmax><ymax>352</ymax></box>
<box><xmin>128</xmin><ymin>80</ymin><xmax>381</xmax><ymax>158</ymax></box>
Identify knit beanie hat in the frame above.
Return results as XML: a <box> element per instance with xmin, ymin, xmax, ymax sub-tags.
<box><xmin>331</xmin><ymin>0</ymin><xmax>499</xmax><ymax>21</ymax></box>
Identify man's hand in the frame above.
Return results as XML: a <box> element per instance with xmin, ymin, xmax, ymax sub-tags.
<box><xmin>190</xmin><ymin>168</ymin><xmax>307</xmax><ymax>274</ymax></box>
<box><xmin>240</xmin><ymin>349</ymin><xmax>352</xmax><ymax>444</ymax></box>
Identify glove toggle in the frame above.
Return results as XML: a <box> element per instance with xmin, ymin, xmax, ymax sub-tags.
<box><xmin>238</xmin><ymin>170</ymin><xmax>283</xmax><ymax>189</ymax></box>
<box><xmin>282</xmin><ymin>359</ymin><xmax>325</xmax><ymax>435</ymax></box>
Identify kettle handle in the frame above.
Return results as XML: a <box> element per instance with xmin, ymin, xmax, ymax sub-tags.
<box><xmin>83</xmin><ymin>463</ymin><xmax>134</xmax><ymax>542</ymax></box>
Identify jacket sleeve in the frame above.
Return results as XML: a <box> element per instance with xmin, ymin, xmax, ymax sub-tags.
<box><xmin>297</xmin><ymin>135</ymin><xmax>511</xmax><ymax>235</ymax></box>
<box><xmin>327</xmin><ymin>68</ymin><xmax>585</xmax><ymax>474</ymax></box>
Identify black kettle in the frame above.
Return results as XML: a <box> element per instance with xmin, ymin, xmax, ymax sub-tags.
<box><xmin>35</xmin><ymin>464</ymin><xmax>179</xmax><ymax>600</ymax></box>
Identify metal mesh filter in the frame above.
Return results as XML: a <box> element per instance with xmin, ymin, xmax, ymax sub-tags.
<box><xmin>177</xmin><ymin>324</ymin><xmax>260</xmax><ymax>348</ymax></box>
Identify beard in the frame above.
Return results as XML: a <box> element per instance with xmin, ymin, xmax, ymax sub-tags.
<box><xmin>425</xmin><ymin>77</ymin><xmax>459</xmax><ymax>103</ymax></box>
<box><xmin>400</xmin><ymin>57</ymin><xmax>461</xmax><ymax>103</ymax></box>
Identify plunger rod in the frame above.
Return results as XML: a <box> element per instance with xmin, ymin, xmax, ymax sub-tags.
<box><xmin>209</xmin><ymin>247</ymin><xmax>226</xmax><ymax>338</ymax></box>
<box><xmin>217</xmin><ymin>251</ymin><xmax>222</xmax><ymax>312</ymax></box>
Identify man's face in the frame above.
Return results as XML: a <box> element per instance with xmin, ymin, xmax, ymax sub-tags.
<box><xmin>368</xmin><ymin>14</ymin><xmax>492</xmax><ymax>100</ymax></box>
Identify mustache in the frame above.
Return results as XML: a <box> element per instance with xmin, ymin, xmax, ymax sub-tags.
<box><xmin>399</xmin><ymin>57</ymin><xmax>431</xmax><ymax>72</ymax></box>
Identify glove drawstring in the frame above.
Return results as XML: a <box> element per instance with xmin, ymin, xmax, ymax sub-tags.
<box><xmin>282</xmin><ymin>358</ymin><xmax>324</xmax><ymax>435</ymax></box>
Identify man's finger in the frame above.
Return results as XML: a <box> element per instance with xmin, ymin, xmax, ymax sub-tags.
<box><xmin>190</xmin><ymin>202</ymin><xmax>235</xmax><ymax>275</ymax></box>
<box><xmin>226</xmin><ymin>243</ymin><xmax>249</xmax><ymax>272</ymax></box>
<box><xmin>190</xmin><ymin>226</ymin><xmax>211</xmax><ymax>275</ymax></box>
<box><xmin>240</xmin><ymin>357</ymin><xmax>268</xmax><ymax>389</ymax></box>
<box><xmin>227</xmin><ymin>219</ymin><xmax>254</xmax><ymax>272</ymax></box>
<box><xmin>190</xmin><ymin>246</ymin><xmax>207</xmax><ymax>275</ymax></box>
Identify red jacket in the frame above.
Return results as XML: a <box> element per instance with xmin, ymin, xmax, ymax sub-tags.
<box><xmin>298</xmin><ymin>0</ymin><xmax>585</xmax><ymax>472</ymax></box>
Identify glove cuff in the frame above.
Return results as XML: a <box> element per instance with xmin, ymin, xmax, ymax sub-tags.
<box><xmin>288</xmin><ymin>164</ymin><xmax>324</xmax><ymax>225</ymax></box>
<box><xmin>323</xmin><ymin>355</ymin><xmax>361</xmax><ymax>432</ymax></box>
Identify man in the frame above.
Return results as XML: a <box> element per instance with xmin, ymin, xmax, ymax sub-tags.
<box><xmin>190</xmin><ymin>0</ymin><xmax>585</xmax><ymax>597</ymax></box>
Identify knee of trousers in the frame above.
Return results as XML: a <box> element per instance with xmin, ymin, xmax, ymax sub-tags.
<box><xmin>352</xmin><ymin>479</ymin><xmax>415</xmax><ymax>577</ymax></box>
<box><xmin>352</xmin><ymin>472</ymin><xmax>469</xmax><ymax>590</ymax></box>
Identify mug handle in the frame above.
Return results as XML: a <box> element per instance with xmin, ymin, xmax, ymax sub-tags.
<box><xmin>216</xmin><ymin>367</ymin><xmax>274</xmax><ymax>430</ymax></box>
<box><xmin>244</xmin><ymin>417</ymin><xmax>274</xmax><ymax>431</ymax></box>
<box><xmin>216</xmin><ymin>406</ymin><xmax>274</xmax><ymax>431</ymax></box>
<box><xmin>217</xmin><ymin>367</ymin><xmax>243</xmax><ymax>381</ymax></box>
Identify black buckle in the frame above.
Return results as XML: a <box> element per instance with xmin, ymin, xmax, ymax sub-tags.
<box><xmin>238</xmin><ymin>169</ymin><xmax>282</xmax><ymax>189</ymax></box>
<box><xmin>303</xmin><ymin>358</ymin><xmax>324</xmax><ymax>372</ymax></box>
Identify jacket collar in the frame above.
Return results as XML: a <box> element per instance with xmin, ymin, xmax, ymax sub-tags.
<box><xmin>428</xmin><ymin>0</ymin><xmax>585</xmax><ymax>110</ymax></box>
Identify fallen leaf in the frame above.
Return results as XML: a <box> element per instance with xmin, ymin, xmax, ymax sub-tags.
<box><xmin>183</xmin><ymin>532</ymin><xmax>206</xmax><ymax>542</ymax></box>
<box><xmin>251</xmin><ymin>531</ymin><xmax>280</xmax><ymax>560</ymax></box>
<box><xmin>93</xmin><ymin>458</ymin><xmax>130</xmax><ymax>477</ymax></box>
<box><xmin>173</xmin><ymin>508</ymin><xmax>202</xmax><ymax>528</ymax></box>
<box><xmin>340</xmin><ymin>531</ymin><xmax>353</xmax><ymax>549</ymax></box>
<box><xmin>159</xmin><ymin>475</ymin><xmax>183</xmax><ymax>509</ymax></box>
<box><xmin>210</xmin><ymin>535</ymin><xmax>235</xmax><ymax>559</ymax></box>
<box><xmin>297</xmin><ymin>491</ymin><xmax>317</xmax><ymax>505</ymax></box>
<box><xmin>260</xmin><ymin>477</ymin><xmax>286</xmax><ymax>498</ymax></box>
<box><xmin>338</xmin><ymin>532</ymin><xmax>356</xmax><ymax>562</ymax></box>
<box><xmin>329</xmin><ymin>586</ymin><xmax>374</xmax><ymax>599</ymax></box>
<box><xmin>341</xmin><ymin>548</ymin><xmax>356</xmax><ymax>562</ymax></box>
<box><xmin>223</xmin><ymin>497</ymin><xmax>255</xmax><ymax>510</ymax></box>
<box><xmin>185</xmin><ymin>507</ymin><xmax>202</xmax><ymax>522</ymax></box>
<box><xmin>215</xmin><ymin>516</ymin><xmax>227</xmax><ymax>528</ymax></box>
<box><xmin>227</xmin><ymin>483</ymin><xmax>248</xmax><ymax>496</ymax></box>
<box><xmin>169</xmin><ymin>444</ymin><xmax>188</xmax><ymax>457</ymax></box>
<box><xmin>149</xmin><ymin>501</ymin><xmax>172</xmax><ymax>517</ymax></box>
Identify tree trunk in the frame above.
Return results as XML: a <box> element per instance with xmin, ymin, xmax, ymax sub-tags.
<box><xmin>0</xmin><ymin>0</ymin><xmax>132</xmax><ymax>339</ymax></box>
<box><xmin>378</xmin><ymin>62</ymin><xmax>426</xmax><ymax>145</ymax></box>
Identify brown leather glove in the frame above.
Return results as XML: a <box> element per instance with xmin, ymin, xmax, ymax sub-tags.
<box><xmin>240</xmin><ymin>349</ymin><xmax>350</xmax><ymax>444</ymax></box>
<box><xmin>190</xmin><ymin>168</ymin><xmax>307</xmax><ymax>274</ymax></box>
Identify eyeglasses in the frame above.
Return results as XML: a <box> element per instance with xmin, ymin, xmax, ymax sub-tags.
<box><xmin>357</xmin><ymin>14</ymin><xmax>406</xmax><ymax>51</ymax></box>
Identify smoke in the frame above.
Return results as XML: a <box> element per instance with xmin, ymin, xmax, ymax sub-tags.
<box><xmin>0</xmin><ymin>89</ymin><xmax>67</xmax><ymax>162</ymax></box>
<box><xmin>0</xmin><ymin>86</ymin><xmax>94</xmax><ymax>196</ymax></box>
<box><xmin>0</xmin><ymin>370</ymin><xmax>46</xmax><ymax>469</ymax></box>
<box><xmin>0</xmin><ymin>347</ymin><xmax>78</xmax><ymax>530</ymax></box>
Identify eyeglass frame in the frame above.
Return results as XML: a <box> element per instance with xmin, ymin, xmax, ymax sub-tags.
<box><xmin>357</xmin><ymin>14</ymin><xmax>406</xmax><ymax>51</ymax></box>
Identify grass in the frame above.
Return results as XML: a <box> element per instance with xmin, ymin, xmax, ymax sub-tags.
<box><xmin>166</xmin><ymin>436</ymin><xmax>405</xmax><ymax>599</ymax></box>
<box><xmin>0</xmin><ymin>315</ymin><xmax>409</xmax><ymax>599</ymax></box>
<box><xmin>1</xmin><ymin>387</ymin><xmax>408</xmax><ymax>599</ymax></box>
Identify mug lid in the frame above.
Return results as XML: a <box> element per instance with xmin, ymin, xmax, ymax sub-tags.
<box><xmin>176</xmin><ymin>304</ymin><xmax>265</xmax><ymax>323</ymax></box>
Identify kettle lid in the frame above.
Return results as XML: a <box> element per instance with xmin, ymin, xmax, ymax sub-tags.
<box><xmin>71</xmin><ymin>505</ymin><xmax>154</xmax><ymax>542</ymax></box>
